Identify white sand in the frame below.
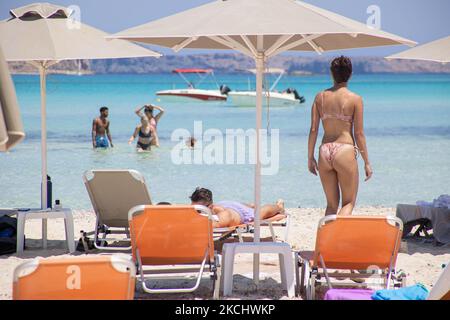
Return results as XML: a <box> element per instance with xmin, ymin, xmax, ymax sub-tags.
<box><xmin>1</xmin><ymin>207</ymin><xmax>448</xmax><ymax>300</ymax></box>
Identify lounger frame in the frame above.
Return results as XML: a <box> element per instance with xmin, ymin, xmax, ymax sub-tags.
<box><xmin>213</xmin><ymin>212</ymin><xmax>291</xmax><ymax>243</ymax></box>
<box><xmin>295</xmin><ymin>215</ymin><xmax>405</xmax><ymax>300</ymax></box>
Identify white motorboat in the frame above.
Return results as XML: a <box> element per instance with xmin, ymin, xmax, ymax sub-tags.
<box><xmin>226</xmin><ymin>68</ymin><xmax>305</xmax><ymax>107</ymax></box>
<box><xmin>156</xmin><ymin>68</ymin><xmax>227</xmax><ymax>102</ymax></box>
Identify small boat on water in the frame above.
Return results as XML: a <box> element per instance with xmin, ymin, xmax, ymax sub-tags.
<box><xmin>225</xmin><ymin>68</ymin><xmax>305</xmax><ymax>107</ymax></box>
<box><xmin>156</xmin><ymin>68</ymin><xmax>227</xmax><ymax>102</ymax></box>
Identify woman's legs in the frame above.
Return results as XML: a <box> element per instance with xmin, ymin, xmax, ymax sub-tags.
<box><xmin>259</xmin><ymin>199</ymin><xmax>285</xmax><ymax>220</ymax></box>
<box><xmin>318</xmin><ymin>155</ymin><xmax>340</xmax><ymax>215</ymax></box>
<box><xmin>333</xmin><ymin>145</ymin><xmax>359</xmax><ymax>215</ymax></box>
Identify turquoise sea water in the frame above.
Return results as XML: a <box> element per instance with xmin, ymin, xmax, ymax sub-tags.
<box><xmin>1</xmin><ymin>73</ymin><xmax>449</xmax><ymax>209</ymax></box>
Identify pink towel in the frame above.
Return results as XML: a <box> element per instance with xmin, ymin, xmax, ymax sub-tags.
<box><xmin>324</xmin><ymin>289</ymin><xmax>375</xmax><ymax>300</ymax></box>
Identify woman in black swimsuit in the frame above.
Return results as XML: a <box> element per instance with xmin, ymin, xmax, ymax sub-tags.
<box><xmin>128</xmin><ymin>107</ymin><xmax>155</xmax><ymax>151</ymax></box>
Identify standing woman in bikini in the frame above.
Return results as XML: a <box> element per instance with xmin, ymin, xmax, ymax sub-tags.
<box><xmin>308</xmin><ymin>56</ymin><xmax>373</xmax><ymax>216</ymax></box>
<box><xmin>128</xmin><ymin>104</ymin><xmax>165</xmax><ymax>151</ymax></box>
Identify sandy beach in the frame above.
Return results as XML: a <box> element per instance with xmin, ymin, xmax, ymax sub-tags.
<box><xmin>1</xmin><ymin>206</ymin><xmax>448</xmax><ymax>300</ymax></box>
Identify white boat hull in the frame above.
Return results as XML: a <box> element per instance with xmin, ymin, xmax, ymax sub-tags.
<box><xmin>227</xmin><ymin>91</ymin><xmax>301</xmax><ymax>107</ymax></box>
<box><xmin>156</xmin><ymin>89</ymin><xmax>227</xmax><ymax>102</ymax></box>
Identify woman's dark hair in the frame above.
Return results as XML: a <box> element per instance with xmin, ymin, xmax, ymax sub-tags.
<box><xmin>144</xmin><ymin>105</ymin><xmax>154</xmax><ymax>115</ymax></box>
<box><xmin>330</xmin><ymin>56</ymin><xmax>352</xmax><ymax>83</ymax></box>
<box><xmin>190</xmin><ymin>187</ymin><xmax>213</xmax><ymax>205</ymax></box>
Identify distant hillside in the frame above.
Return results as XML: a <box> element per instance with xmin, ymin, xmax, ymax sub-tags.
<box><xmin>8</xmin><ymin>59</ymin><xmax>93</xmax><ymax>75</ymax></box>
<box><xmin>9</xmin><ymin>53</ymin><xmax>450</xmax><ymax>75</ymax></box>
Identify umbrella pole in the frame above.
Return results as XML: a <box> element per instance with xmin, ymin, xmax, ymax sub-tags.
<box><xmin>253</xmin><ymin>38</ymin><xmax>264</xmax><ymax>284</ymax></box>
<box><xmin>39</xmin><ymin>64</ymin><xmax>48</xmax><ymax>211</ymax></box>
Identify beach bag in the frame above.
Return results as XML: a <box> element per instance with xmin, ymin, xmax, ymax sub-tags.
<box><xmin>0</xmin><ymin>215</ymin><xmax>18</xmax><ymax>255</ymax></box>
<box><xmin>76</xmin><ymin>230</ymin><xmax>108</xmax><ymax>252</ymax></box>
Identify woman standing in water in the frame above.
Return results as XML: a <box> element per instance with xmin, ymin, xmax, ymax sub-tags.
<box><xmin>129</xmin><ymin>104</ymin><xmax>164</xmax><ymax>150</ymax></box>
<box><xmin>308</xmin><ymin>56</ymin><xmax>373</xmax><ymax>216</ymax></box>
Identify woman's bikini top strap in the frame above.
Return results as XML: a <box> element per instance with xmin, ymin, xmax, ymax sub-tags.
<box><xmin>320</xmin><ymin>90</ymin><xmax>353</xmax><ymax>123</ymax></box>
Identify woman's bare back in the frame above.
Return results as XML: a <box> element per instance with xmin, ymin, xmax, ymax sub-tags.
<box><xmin>317</xmin><ymin>87</ymin><xmax>360</xmax><ymax>145</ymax></box>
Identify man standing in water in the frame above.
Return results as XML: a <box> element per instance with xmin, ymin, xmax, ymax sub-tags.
<box><xmin>92</xmin><ymin>106</ymin><xmax>113</xmax><ymax>148</ymax></box>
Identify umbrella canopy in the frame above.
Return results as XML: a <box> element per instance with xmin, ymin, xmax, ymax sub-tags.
<box><xmin>111</xmin><ymin>0</ymin><xmax>415</xmax><ymax>283</ymax></box>
<box><xmin>386</xmin><ymin>35</ymin><xmax>450</xmax><ymax>64</ymax></box>
<box><xmin>0</xmin><ymin>2</ymin><xmax>161</xmax><ymax>210</ymax></box>
<box><xmin>0</xmin><ymin>45</ymin><xmax>25</xmax><ymax>152</ymax></box>
<box><xmin>0</xmin><ymin>3</ymin><xmax>161</xmax><ymax>61</ymax></box>
<box><xmin>110</xmin><ymin>0</ymin><xmax>415</xmax><ymax>55</ymax></box>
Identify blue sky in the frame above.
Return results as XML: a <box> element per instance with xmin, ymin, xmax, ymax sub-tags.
<box><xmin>1</xmin><ymin>0</ymin><xmax>449</xmax><ymax>56</ymax></box>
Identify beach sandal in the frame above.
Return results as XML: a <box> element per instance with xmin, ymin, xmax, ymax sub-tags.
<box><xmin>76</xmin><ymin>230</ymin><xmax>108</xmax><ymax>252</ymax></box>
<box><xmin>76</xmin><ymin>231</ymin><xmax>93</xmax><ymax>252</ymax></box>
<box><xmin>393</xmin><ymin>269</ymin><xmax>408</xmax><ymax>287</ymax></box>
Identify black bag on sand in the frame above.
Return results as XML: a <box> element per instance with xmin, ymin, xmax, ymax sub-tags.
<box><xmin>0</xmin><ymin>215</ymin><xmax>20</xmax><ymax>255</ymax></box>
<box><xmin>76</xmin><ymin>230</ymin><xmax>108</xmax><ymax>252</ymax></box>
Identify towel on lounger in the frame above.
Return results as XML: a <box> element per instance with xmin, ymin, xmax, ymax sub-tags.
<box><xmin>372</xmin><ymin>284</ymin><xmax>429</xmax><ymax>300</ymax></box>
<box><xmin>324</xmin><ymin>289</ymin><xmax>375</xmax><ymax>300</ymax></box>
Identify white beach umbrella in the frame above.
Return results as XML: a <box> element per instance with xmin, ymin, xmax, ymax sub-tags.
<box><xmin>0</xmin><ymin>3</ymin><xmax>161</xmax><ymax>209</ymax></box>
<box><xmin>386</xmin><ymin>35</ymin><xmax>450</xmax><ymax>64</ymax></box>
<box><xmin>111</xmin><ymin>0</ymin><xmax>415</xmax><ymax>282</ymax></box>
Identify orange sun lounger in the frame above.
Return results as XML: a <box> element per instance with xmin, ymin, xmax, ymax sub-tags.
<box><xmin>128</xmin><ymin>205</ymin><xmax>221</xmax><ymax>299</ymax></box>
<box><xmin>13</xmin><ymin>255</ymin><xmax>136</xmax><ymax>300</ymax></box>
<box><xmin>295</xmin><ymin>215</ymin><xmax>404</xmax><ymax>300</ymax></box>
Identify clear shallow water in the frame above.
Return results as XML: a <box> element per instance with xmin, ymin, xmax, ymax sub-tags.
<box><xmin>1</xmin><ymin>73</ymin><xmax>449</xmax><ymax>209</ymax></box>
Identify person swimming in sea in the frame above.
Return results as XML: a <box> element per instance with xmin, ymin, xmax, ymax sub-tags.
<box><xmin>186</xmin><ymin>136</ymin><xmax>197</xmax><ymax>149</ymax></box>
<box><xmin>92</xmin><ymin>106</ymin><xmax>113</xmax><ymax>148</ymax></box>
<box><xmin>128</xmin><ymin>105</ymin><xmax>156</xmax><ymax>151</ymax></box>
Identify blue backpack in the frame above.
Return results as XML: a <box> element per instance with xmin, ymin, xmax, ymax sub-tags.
<box><xmin>0</xmin><ymin>215</ymin><xmax>19</xmax><ymax>255</ymax></box>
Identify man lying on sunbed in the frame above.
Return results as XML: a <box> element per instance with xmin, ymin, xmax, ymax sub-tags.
<box><xmin>190</xmin><ymin>187</ymin><xmax>285</xmax><ymax>228</ymax></box>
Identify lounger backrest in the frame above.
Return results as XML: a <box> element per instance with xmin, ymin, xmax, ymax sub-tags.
<box><xmin>313</xmin><ymin>215</ymin><xmax>403</xmax><ymax>270</ymax></box>
<box><xmin>129</xmin><ymin>205</ymin><xmax>214</xmax><ymax>265</ymax></box>
<box><xmin>428</xmin><ymin>263</ymin><xmax>450</xmax><ymax>300</ymax></box>
<box><xmin>83</xmin><ymin>170</ymin><xmax>152</xmax><ymax>227</ymax></box>
<box><xmin>13</xmin><ymin>255</ymin><xmax>136</xmax><ymax>300</ymax></box>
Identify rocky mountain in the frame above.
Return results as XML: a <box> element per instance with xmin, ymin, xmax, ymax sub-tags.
<box><xmin>8</xmin><ymin>53</ymin><xmax>450</xmax><ymax>75</ymax></box>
